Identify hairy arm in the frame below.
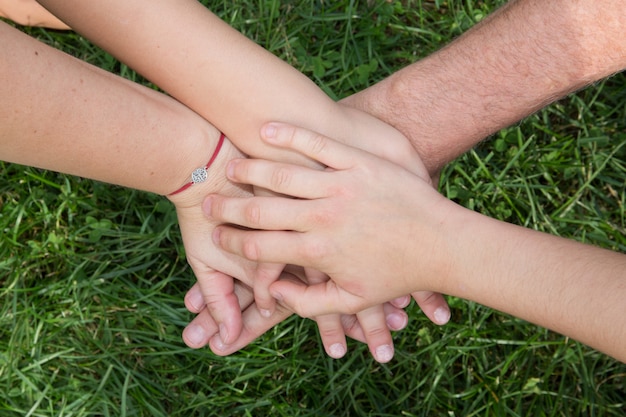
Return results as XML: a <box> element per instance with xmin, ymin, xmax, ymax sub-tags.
<box><xmin>342</xmin><ymin>0</ymin><xmax>626</xmax><ymax>174</ymax></box>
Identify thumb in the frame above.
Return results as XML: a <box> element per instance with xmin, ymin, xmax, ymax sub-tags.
<box><xmin>270</xmin><ymin>278</ymin><xmax>363</xmax><ymax>318</ymax></box>
<box><xmin>191</xmin><ymin>265</ymin><xmax>243</xmax><ymax>345</ymax></box>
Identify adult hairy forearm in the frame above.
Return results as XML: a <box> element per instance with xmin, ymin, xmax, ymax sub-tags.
<box><xmin>342</xmin><ymin>0</ymin><xmax>626</xmax><ymax>174</ymax></box>
<box><xmin>0</xmin><ymin>22</ymin><xmax>218</xmax><ymax>195</ymax></box>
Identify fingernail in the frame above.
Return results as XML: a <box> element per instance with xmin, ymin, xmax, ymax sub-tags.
<box><xmin>434</xmin><ymin>307</ymin><xmax>451</xmax><ymax>325</ymax></box>
<box><xmin>219</xmin><ymin>323</ymin><xmax>229</xmax><ymax>344</ymax></box>
<box><xmin>212</xmin><ymin>228</ymin><xmax>221</xmax><ymax>245</ymax></box>
<box><xmin>260</xmin><ymin>309</ymin><xmax>272</xmax><ymax>318</ymax></box>
<box><xmin>392</xmin><ymin>295</ymin><xmax>411</xmax><ymax>308</ymax></box>
<box><xmin>202</xmin><ymin>197</ymin><xmax>212</xmax><ymax>217</ymax></box>
<box><xmin>329</xmin><ymin>343</ymin><xmax>346</xmax><ymax>359</ymax></box>
<box><xmin>187</xmin><ymin>288</ymin><xmax>205</xmax><ymax>312</ymax></box>
<box><xmin>185</xmin><ymin>324</ymin><xmax>207</xmax><ymax>347</ymax></box>
<box><xmin>270</xmin><ymin>290</ymin><xmax>283</xmax><ymax>302</ymax></box>
<box><xmin>211</xmin><ymin>334</ymin><xmax>226</xmax><ymax>352</ymax></box>
<box><xmin>226</xmin><ymin>160</ymin><xmax>236</xmax><ymax>179</ymax></box>
<box><xmin>386</xmin><ymin>312</ymin><xmax>408</xmax><ymax>331</ymax></box>
<box><xmin>375</xmin><ymin>344</ymin><xmax>394</xmax><ymax>363</ymax></box>
<box><xmin>263</xmin><ymin>123</ymin><xmax>276</xmax><ymax>139</ymax></box>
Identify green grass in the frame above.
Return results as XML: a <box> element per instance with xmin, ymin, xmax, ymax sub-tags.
<box><xmin>2</xmin><ymin>0</ymin><xmax>625</xmax><ymax>415</ymax></box>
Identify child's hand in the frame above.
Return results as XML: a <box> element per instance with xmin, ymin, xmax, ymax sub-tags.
<box><xmin>170</xmin><ymin>131</ymin><xmax>407</xmax><ymax>362</ymax></box>
<box><xmin>168</xmin><ymin>132</ymin><xmax>255</xmax><ymax>346</ymax></box>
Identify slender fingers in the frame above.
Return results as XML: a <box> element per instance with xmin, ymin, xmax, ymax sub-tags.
<box><xmin>269</xmin><ymin>277</ymin><xmax>367</xmax><ymax>318</ymax></box>
<box><xmin>225</xmin><ymin>158</ymin><xmax>333</xmax><ymax>200</ymax></box>
<box><xmin>260</xmin><ymin>123</ymin><xmax>366</xmax><ymax>171</ymax></box>
<box><xmin>205</xmin><ymin>194</ymin><xmax>314</xmax><ymax>232</ymax></box>
<box><xmin>213</xmin><ymin>226</ymin><xmax>323</xmax><ymax>267</ymax></box>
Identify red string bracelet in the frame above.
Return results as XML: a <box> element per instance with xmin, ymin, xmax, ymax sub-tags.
<box><xmin>169</xmin><ymin>132</ymin><xmax>225</xmax><ymax>196</ymax></box>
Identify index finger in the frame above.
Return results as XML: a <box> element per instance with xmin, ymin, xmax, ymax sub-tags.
<box><xmin>261</xmin><ymin>123</ymin><xmax>370</xmax><ymax>171</ymax></box>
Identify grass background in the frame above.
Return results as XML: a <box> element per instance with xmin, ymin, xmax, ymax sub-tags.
<box><xmin>2</xmin><ymin>0</ymin><xmax>625</xmax><ymax>415</ymax></box>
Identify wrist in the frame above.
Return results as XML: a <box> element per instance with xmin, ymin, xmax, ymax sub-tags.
<box><xmin>166</xmin><ymin>130</ymin><xmax>243</xmax><ymax>208</ymax></box>
<box><xmin>168</xmin><ymin>132</ymin><xmax>225</xmax><ymax>197</ymax></box>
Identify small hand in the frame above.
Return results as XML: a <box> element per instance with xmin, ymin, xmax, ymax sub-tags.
<box><xmin>168</xmin><ymin>130</ymin><xmax>256</xmax><ymax>345</ymax></box>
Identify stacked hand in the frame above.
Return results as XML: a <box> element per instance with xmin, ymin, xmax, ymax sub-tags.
<box><xmin>205</xmin><ymin>123</ymin><xmax>455</xmax><ymax>320</ymax></box>
<box><xmin>168</xmin><ymin>131</ymin><xmax>446</xmax><ymax>362</ymax></box>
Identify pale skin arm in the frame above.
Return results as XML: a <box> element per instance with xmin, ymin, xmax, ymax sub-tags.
<box><xmin>342</xmin><ymin>0</ymin><xmax>626</xmax><ymax>174</ymax></box>
<box><xmin>0</xmin><ymin>22</ymin><xmax>411</xmax><ymax>359</ymax></box>
<box><xmin>34</xmin><ymin>0</ymin><xmax>450</xmax><ymax>361</ymax></box>
<box><xmin>0</xmin><ymin>0</ymin><xmax>68</xmax><ymax>29</ymax></box>
<box><xmin>0</xmin><ymin>21</ymin><xmax>217</xmax><ymax>198</ymax></box>
<box><xmin>208</xmin><ymin>124</ymin><xmax>626</xmax><ymax>363</ymax></box>
<box><xmin>0</xmin><ymin>20</ymin><xmax>255</xmax><ymax>341</ymax></box>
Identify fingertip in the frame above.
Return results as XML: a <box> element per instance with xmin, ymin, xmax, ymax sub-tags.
<box><xmin>386</xmin><ymin>311</ymin><xmax>408</xmax><ymax>331</ymax></box>
<box><xmin>374</xmin><ymin>344</ymin><xmax>394</xmax><ymax>363</ymax></box>
<box><xmin>269</xmin><ymin>288</ymin><xmax>283</xmax><ymax>303</ymax></box>
<box><xmin>202</xmin><ymin>196</ymin><xmax>213</xmax><ymax>218</ymax></box>
<box><xmin>390</xmin><ymin>295</ymin><xmax>411</xmax><ymax>309</ymax></box>
<box><xmin>184</xmin><ymin>285</ymin><xmax>205</xmax><ymax>313</ymax></box>
<box><xmin>226</xmin><ymin>160</ymin><xmax>237</xmax><ymax>179</ymax></box>
<box><xmin>433</xmin><ymin>306</ymin><xmax>451</xmax><ymax>325</ymax></box>
<box><xmin>261</xmin><ymin>123</ymin><xmax>277</xmax><ymax>141</ymax></box>
<box><xmin>328</xmin><ymin>343</ymin><xmax>347</xmax><ymax>359</ymax></box>
<box><xmin>183</xmin><ymin>323</ymin><xmax>210</xmax><ymax>349</ymax></box>
<box><xmin>209</xmin><ymin>334</ymin><xmax>229</xmax><ymax>356</ymax></box>
<box><xmin>212</xmin><ymin>227</ymin><xmax>222</xmax><ymax>246</ymax></box>
<box><xmin>218</xmin><ymin>323</ymin><xmax>229</xmax><ymax>345</ymax></box>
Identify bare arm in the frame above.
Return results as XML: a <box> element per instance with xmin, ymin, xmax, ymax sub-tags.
<box><xmin>207</xmin><ymin>123</ymin><xmax>626</xmax><ymax>363</ymax></box>
<box><xmin>342</xmin><ymin>0</ymin><xmax>626</xmax><ymax>174</ymax></box>
<box><xmin>2</xmin><ymin>20</ymin><xmax>259</xmax><ymax>346</ymax></box>
<box><xmin>0</xmin><ymin>21</ymin><xmax>220</xmax><ymax>197</ymax></box>
<box><xmin>0</xmin><ymin>0</ymin><xmax>68</xmax><ymax>29</ymax></box>
<box><xmin>35</xmin><ymin>0</ymin><xmax>421</xmax><ymax>171</ymax></box>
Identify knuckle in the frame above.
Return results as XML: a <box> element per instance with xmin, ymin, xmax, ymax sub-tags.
<box><xmin>270</xmin><ymin>166</ymin><xmax>293</xmax><ymax>190</ymax></box>
<box><xmin>299</xmin><ymin>238</ymin><xmax>330</xmax><ymax>264</ymax></box>
<box><xmin>210</xmin><ymin>196</ymin><xmax>226</xmax><ymax>219</ymax></box>
<box><xmin>243</xmin><ymin>202</ymin><xmax>262</xmax><ymax>227</ymax></box>
<box><xmin>242</xmin><ymin>234</ymin><xmax>260</xmax><ymax>261</ymax></box>
<box><xmin>364</xmin><ymin>324</ymin><xmax>390</xmax><ymax>339</ymax></box>
<box><xmin>318</xmin><ymin>324</ymin><xmax>343</xmax><ymax>341</ymax></box>
<box><xmin>308</xmin><ymin>132</ymin><xmax>329</xmax><ymax>156</ymax></box>
<box><xmin>308</xmin><ymin>208</ymin><xmax>336</xmax><ymax>228</ymax></box>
